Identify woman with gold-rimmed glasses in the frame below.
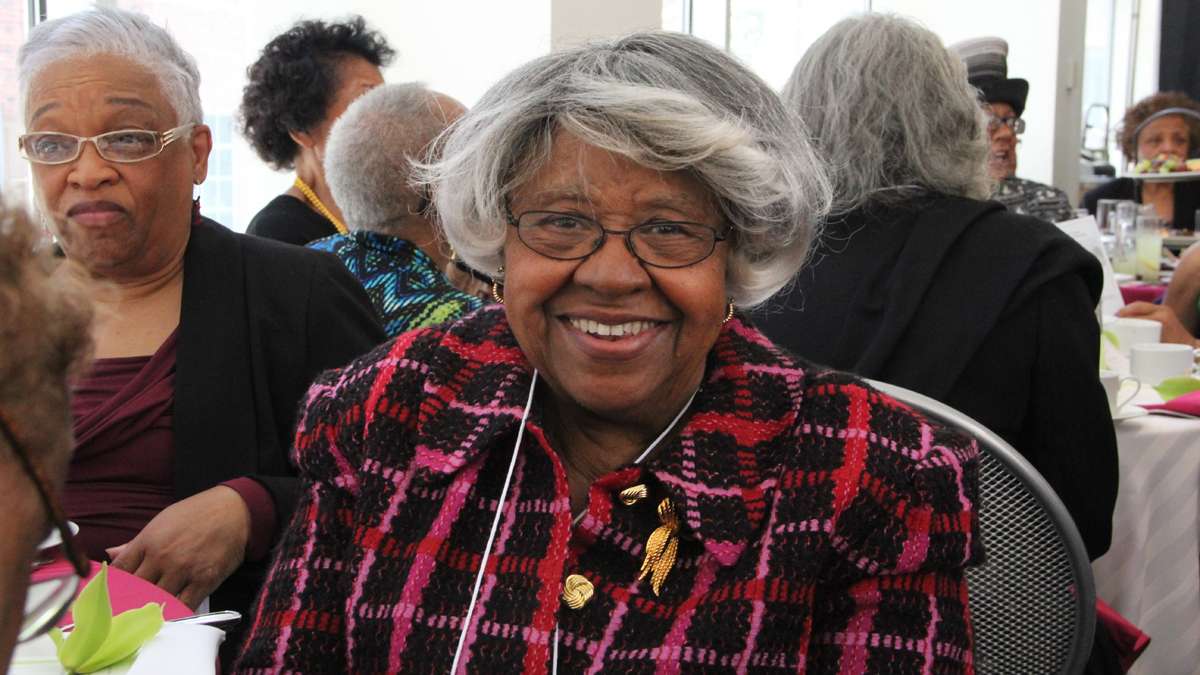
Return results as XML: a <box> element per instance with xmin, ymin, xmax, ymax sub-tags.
<box><xmin>16</xmin><ymin>8</ymin><xmax>384</xmax><ymax>651</ymax></box>
<box><xmin>0</xmin><ymin>205</ymin><xmax>92</xmax><ymax>670</ymax></box>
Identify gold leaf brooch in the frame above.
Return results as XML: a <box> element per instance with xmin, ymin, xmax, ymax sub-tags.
<box><xmin>637</xmin><ymin>497</ymin><xmax>679</xmax><ymax>596</ymax></box>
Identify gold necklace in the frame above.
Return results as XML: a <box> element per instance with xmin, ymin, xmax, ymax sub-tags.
<box><xmin>293</xmin><ymin>176</ymin><xmax>349</xmax><ymax>235</ymax></box>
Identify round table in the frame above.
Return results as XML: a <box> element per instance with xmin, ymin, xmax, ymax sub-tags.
<box><xmin>1092</xmin><ymin>389</ymin><xmax>1200</xmax><ymax>675</ymax></box>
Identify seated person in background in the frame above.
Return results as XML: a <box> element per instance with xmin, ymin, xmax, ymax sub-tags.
<box><xmin>16</xmin><ymin>6</ymin><xmax>385</xmax><ymax>642</ymax></box>
<box><xmin>241</xmin><ymin>17</ymin><xmax>393</xmax><ymax>245</ymax></box>
<box><xmin>754</xmin><ymin>14</ymin><xmax>1117</xmax><ymax>561</ymax></box>
<box><xmin>236</xmin><ymin>29</ymin><xmax>982</xmax><ymax>673</ymax></box>
<box><xmin>310</xmin><ymin>83</ymin><xmax>484</xmax><ymax>336</ymax></box>
<box><xmin>951</xmin><ymin>37</ymin><xmax>1076</xmax><ymax>223</ymax></box>
<box><xmin>1084</xmin><ymin>92</ymin><xmax>1200</xmax><ymax>230</ymax></box>
<box><xmin>0</xmin><ymin>206</ymin><xmax>92</xmax><ymax>670</ymax></box>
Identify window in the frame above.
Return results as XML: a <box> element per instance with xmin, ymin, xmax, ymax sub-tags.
<box><xmin>0</xmin><ymin>0</ymin><xmax>30</xmax><ymax>206</ymax></box>
<box><xmin>665</xmin><ymin>0</ymin><xmax>868</xmax><ymax>90</ymax></box>
<box><xmin>40</xmin><ymin>0</ymin><xmax>549</xmax><ymax>231</ymax></box>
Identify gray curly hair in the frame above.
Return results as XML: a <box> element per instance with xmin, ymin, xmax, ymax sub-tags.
<box><xmin>19</xmin><ymin>6</ymin><xmax>203</xmax><ymax>125</ymax></box>
<box><xmin>418</xmin><ymin>30</ymin><xmax>832</xmax><ymax>308</ymax></box>
<box><xmin>784</xmin><ymin>14</ymin><xmax>990</xmax><ymax>213</ymax></box>
<box><xmin>325</xmin><ymin>83</ymin><xmax>460</xmax><ymax>235</ymax></box>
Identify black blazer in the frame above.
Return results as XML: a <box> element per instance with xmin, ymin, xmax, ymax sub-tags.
<box><xmin>175</xmin><ymin>218</ymin><xmax>385</xmax><ymax>612</ymax></box>
<box><xmin>753</xmin><ymin>195</ymin><xmax>1119</xmax><ymax>560</ymax></box>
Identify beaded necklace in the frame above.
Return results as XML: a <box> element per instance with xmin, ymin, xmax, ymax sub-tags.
<box><xmin>293</xmin><ymin>176</ymin><xmax>349</xmax><ymax>235</ymax></box>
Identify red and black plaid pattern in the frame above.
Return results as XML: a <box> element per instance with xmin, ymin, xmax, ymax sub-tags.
<box><xmin>235</xmin><ymin>306</ymin><xmax>982</xmax><ymax>674</ymax></box>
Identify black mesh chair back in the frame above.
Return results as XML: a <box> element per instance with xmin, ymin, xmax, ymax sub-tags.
<box><xmin>868</xmin><ymin>380</ymin><xmax>1095</xmax><ymax>675</ymax></box>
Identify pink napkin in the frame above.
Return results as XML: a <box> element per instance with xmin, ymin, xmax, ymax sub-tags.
<box><xmin>1119</xmin><ymin>283</ymin><xmax>1166</xmax><ymax>305</ymax></box>
<box><xmin>33</xmin><ymin>560</ymin><xmax>193</xmax><ymax>622</ymax></box>
<box><xmin>1143</xmin><ymin>390</ymin><xmax>1200</xmax><ymax>416</ymax></box>
<box><xmin>1096</xmin><ymin>599</ymin><xmax>1151</xmax><ymax>672</ymax></box>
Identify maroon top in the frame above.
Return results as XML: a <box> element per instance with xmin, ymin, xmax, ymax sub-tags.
<box><xmin>67</xmin><ymin>328</ymin><xmax>276</xmax><ymax>562</ymax></box>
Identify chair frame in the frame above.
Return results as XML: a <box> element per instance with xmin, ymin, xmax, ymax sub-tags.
<box><xmin>868</xmin><ymin>379</ymin><xmax>1096</xmax><ymax>675</ymax></box>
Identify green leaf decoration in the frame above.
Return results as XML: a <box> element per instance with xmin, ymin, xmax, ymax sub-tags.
<box><xmin>1154</xmin><ymin>376</ymin><xmax>1200</xmax><ymax>401</ymax></box>
<box><xmin>75</xmin><ymin>603</ymin><xmax>164</xmax><ymax>673</ymax></box>
<box><xmin>1100</xmin><ymin>329</ymin><xmax>1120</xmax><ymax>370</ymax></box>
<box><xmin>53</xmin><ymin>563</ymin><xmax>166</xmax><ymax>674</ymax></box>
<box><xmin>55</xmin><ymin>564</ymin><xmax>112</xmax><ymax>672</ymax></box>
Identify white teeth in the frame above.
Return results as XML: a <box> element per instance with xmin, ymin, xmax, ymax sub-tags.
<box><xmin>568</xmin><ymin>317</ymin><xmax>656</xmax><ymax>338</ymax></box>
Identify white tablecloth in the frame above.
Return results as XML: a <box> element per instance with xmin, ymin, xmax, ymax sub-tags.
<box><xmin>1092</xmin><ymin>395</ymin><xmax>1200</xmax><ymax>675</ymax></box>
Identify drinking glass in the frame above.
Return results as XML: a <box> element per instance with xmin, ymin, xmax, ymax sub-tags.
<box><xmin>1096</xmin><ymin>199</ymin><xmax>1121</xmax><ymax>233</ymax></box>
<box><xmin>1135</xmin><ymin>207</ymin><xmax>1164</xmax><ymax>282</ymax></box>
<box><xmin>1110</xmin><ymin>201</ymin><xmax>1139</xmax><ymax>275</ymax></box>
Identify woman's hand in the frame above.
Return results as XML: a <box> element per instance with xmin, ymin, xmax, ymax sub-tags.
<box><xmin>106</xmin><ymin>486</ymin><xmax>251</xmax><ymax>609</ymax></box>
<box><xmin>1117</xmin><ymin>301</ymin><xmax>1199</xmax><ymax>346</ymax></box>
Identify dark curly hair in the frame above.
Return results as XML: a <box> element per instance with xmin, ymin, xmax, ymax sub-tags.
<box><xmin>1117</xmin><ymin>90</ymin><xmax>1200</xmax><ymax>161</ymax></box>
<box><xmin>239</xmin><ymin>16</ymin><xmax>394</xmax><ymax>170</ymax></box>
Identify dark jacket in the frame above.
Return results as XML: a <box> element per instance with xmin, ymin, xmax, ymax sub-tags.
<box><xmin>246</xmin><ymin>194</ymin><xmax>339</xmax><ymax>246</ymax></box>
<box><xmin>177</xmin><ymin>218</ymin><xmax>385</xmax><ymax>613</ymax></box>
<box><xmin>235</xmin><ymin>308</ymin><xmax>982</xmax><ymax>673</ymax></box>
<box><xmin>753</xmin><ymin>195</ymin><xmax>1118</xmax><ymax>560</ymax></box>
<box><xmin>1083</xmin><ymin>176</ymin><xmax>1200</xmax><ymax>231</ymax></box>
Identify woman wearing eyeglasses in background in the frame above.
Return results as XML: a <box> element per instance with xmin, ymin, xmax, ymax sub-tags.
<box><xmin>0</xmin><ymin>206</ymin><xmax>92</xmax><ymax>670</ymax></box>
<box><xmin>15</xmin><ymin>6</ymin><xmax>385</xmax><ymax>653</ymax></box>
<box><xmin>236</xmin><ymin>30</ymin><xmax>982</xmax><ymax>673</ymax></box>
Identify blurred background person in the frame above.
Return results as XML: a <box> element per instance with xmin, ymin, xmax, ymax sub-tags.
<box><xmin>240</xmin><ymin>17</ymin><xmax>393</xmax><ymax>245</ymax></box>
<box><xmin>16</xmin><ymin>7</ymin><xmax>385</xmax><ymax>657</ymax></box>
<box><xmin>311</xmin><ymin>82</ymin><xmax>484</xmax><ymax>336</ymax></box>
<box><xmin>754</xmin><ymin>13</ymin><xmax>1117</xmax><ymax>562</ymax></box>
<box><xmin>952</xmin><ymin>37</ymin><xmax>1076</xmax><ymax>223</ymax></box>
<box><xmin>1084</xmin><ymin>92</ymin><xmax>1200</xmax><ymax>230</ymax></box>
<box><xmin>0</xmin><ymin>205</ymin><xmax>93</xmax><ymax>670</ymax></box>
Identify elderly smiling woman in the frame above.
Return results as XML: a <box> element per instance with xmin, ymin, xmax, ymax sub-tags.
<box><xmin>16</xmin><ymin>6</ymin><xmax>384</xmax><ymax>638</ymax></box>
<box><xmin>236</xmin><ymin>31</ymin><xmax>982</xmax><ymax>673</ymax></box>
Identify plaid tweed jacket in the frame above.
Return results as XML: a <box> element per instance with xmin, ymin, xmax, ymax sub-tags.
<box><xmin>234</xmin><ymin>307</ymin><xmax>983</xmax><ymax>674</ymax></box>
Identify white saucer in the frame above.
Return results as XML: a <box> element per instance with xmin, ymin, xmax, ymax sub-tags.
<box><xmin>1111</xmin><ymin>405</ymin><xmax>1149</xmax><ymax>422</ymax></box>
<box><xmin>37</xmin><ymin>521</ymin><xmax>79</xmax><ymax>552</ymax></box>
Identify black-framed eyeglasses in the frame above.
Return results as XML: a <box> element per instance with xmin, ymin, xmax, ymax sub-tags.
<box><xmin>18</xmin><ymin>123</ymin><xmax>195</xmax><ymax>165</ymax></box>
<box><xmin>0</xmin><ymin>410</ymin><xmax>90</xmax><ymax>642</ymax></box>
<box><xmin>987</xmin><ymin>115</ymin><xmax>1026</xmax><ymax>135</ymax></box>
<box><xmin>505</xmin><ymin>208</ymin><xmax>728</xmax><ymax>269</ymax></box>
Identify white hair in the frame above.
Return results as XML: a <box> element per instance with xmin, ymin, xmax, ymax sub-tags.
<box><xmin>18</xmin><ymin>6</ymin><xmax>203</xmax><ymax>125</ymax></box>
<box><xmin>784</xmin><ymin>14</ymin><xmax>990</xmax><ymax>214</ymax></box>
<box><xmin>418</xmin><ymin>31</ymin><xmax>832</xmax><ymax>308</ymax></box>
<box><xmin>325</xmin><ymin>83</ymin><xmax>458</xmax><ymax>236</ymax></box>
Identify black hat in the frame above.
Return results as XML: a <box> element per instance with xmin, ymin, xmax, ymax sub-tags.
<box><xmin>950</xmin><ymin>37</ymin><xmax>1029</xmax><ymax>117</ymax></box>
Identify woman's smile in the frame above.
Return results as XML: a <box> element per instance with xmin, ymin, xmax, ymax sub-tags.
<box><xmin>558</xmin><ymin>313</ymin><xmax>670</xmax><ymax>361</ymax></box>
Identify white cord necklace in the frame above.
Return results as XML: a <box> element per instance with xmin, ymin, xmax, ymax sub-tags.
<box><xmin>449</xmin><ymin>372</ymin><xmax>697</xmax><ymax>673</ymax></box>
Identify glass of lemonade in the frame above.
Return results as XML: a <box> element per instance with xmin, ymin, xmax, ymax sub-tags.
<box><xmin>1135</xmin><ymin>207</ymin><xmax>1164</xmax><ymax>282</ymax></box>
<box><xmin>1110</xmin><ymin>201</ymin><xmax>1138</xmax><ymax>275</ymax></box>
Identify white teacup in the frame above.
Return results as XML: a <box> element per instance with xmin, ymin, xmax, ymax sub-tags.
<box><xmin>1103</xmin><ymin>317</ymin><xmax>1162</xmax><ymax>356</ymax></box>
<box><xmin>1099</xmin><ymin>369</ymin><xmax>1141</xmax><ymax>413</ymax></box>
<box><xmin>1130</xmin><ymin>343</ymin><xmax>1195</xmax><ymax>386</ymax></box>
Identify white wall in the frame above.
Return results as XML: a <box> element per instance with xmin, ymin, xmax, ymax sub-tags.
<box><xmin>551</xmin><ymin>0</ymin><xmax>661</xmax><ymax>49</ymax></box>
<box><xmin>1054</xmin><ymin>0</ymin><xmax>1088</xmax><ymax>196</ymax></box>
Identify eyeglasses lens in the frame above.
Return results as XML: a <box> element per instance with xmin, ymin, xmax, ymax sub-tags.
<box><xmin>515</xmin><ymin>212</ymin><xmax>718</xmax><ymax>268</ymax></box>
<box><xmin>22</xmin><ymin>130</ymin><xmax>162</xmax><ymax>164</ymax></box>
